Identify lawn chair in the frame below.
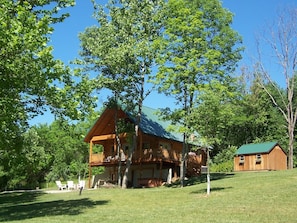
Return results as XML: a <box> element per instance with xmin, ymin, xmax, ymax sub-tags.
<box><xmin>55</xmin><ymin>180</ymin><xmax>67</xmax><ymax>190</ymax></box>
<box><xmin>67</xmin><ymin>181</ymin><xmax>75</xmax><ymax>190</ymax></box>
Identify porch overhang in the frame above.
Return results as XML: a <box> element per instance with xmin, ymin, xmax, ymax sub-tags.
<box><xmin>90</xmin><ymin>133</ymin><xmax>128</xmax><ymax>143</ymax></box>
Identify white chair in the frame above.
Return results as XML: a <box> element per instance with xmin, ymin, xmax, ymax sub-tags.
<box><xmin>78</xmin><ymin>180</ymin><xmax>85</xmax><ymax>189</ymax></box>
<box><xmin>67</xmin><ymin>181</ymin><xmax>75</xmax><ymax>190</ymax></box>
<box><xmin>55</xmin><ymin>180</ymin><xmax>66</xmax><ymax>190</ymax></box>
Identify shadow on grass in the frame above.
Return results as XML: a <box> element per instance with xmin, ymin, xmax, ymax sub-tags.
<box><xmin>0</xmin><ymin>191</ymin><xmax>109</xmax><ymax>222</ymax></box>
<box><xmin>190</xmin><ymin>186</ymin><xmax>233</xmax><ymax>194</ymax></box>
<box><xmin>0</xmin><ymin>191</ymin><xmax>42</xmax><ymax>206</ymax></box>
<box><xmin>166</xmin><ymin>172</ymin><xmax>235</xmax><ymax>188</ymax></box>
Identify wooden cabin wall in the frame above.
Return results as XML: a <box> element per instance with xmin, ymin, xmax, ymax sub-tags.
<box><xmin>233</xmin><ymin>156</ymin><xmax>242</xmax><ymax>171</ymax></box>
<box><xmin>268</xmin><ymin>146</ymin><xmax>287</xmax><ymax>170</ymax></box>
<box><xmin>132</xmin><ymin>165</ymin><xmax>173</xmax><ymax>187</ymax></box>
<box><xmin>96</xmin><ymin>138</ymin><xmax>130</xmax><ymax>158</ymax></box>
<box><xmin>100</xmin><ymin>141</ymin><xmax>114</xmax><ymax>157</ymax></box>
<box><xmin>234</xmin><ymin>154</ymin><xmax>269</xmax><ymax>171</ymax></box>
<box><xmin>140</xmin><ymin>133</ymin><xmax>183</xmax><ymax>160</ymax></box>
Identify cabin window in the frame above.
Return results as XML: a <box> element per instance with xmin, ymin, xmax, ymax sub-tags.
<box><xmin>159</xmin><ymin>142</ymin><xmax>171</xmax><ymax>150</ymax></box>
<box><xmin>142</xmin><ymin>143</ymin><xmax>150</xmax><ymax>150</ymax></box>
<box><xmin>256</xmin><ymin>154</ymin><xmax>261</xmax><ymax>163</ymax></box>
<box><xmin>239</xmin><ymin>155</ymin><xmax>244</xmax><ymax>164</ymax></box>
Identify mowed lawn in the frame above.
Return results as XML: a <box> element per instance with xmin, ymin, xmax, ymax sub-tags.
<box><xmin>1</xmin><ymin>169</ymin><xmax>297</xmax><ymax>223</ymax></box>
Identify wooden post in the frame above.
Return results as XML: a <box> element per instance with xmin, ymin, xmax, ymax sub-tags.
<box><xmin>206</xmin><ymin>148</ymin><xmax>210</xmax><ymax>195</ymax></box>
<box><xmin>159</xmin><ymin>161</ymin><xmax>163</xmax><ymax>180</ymax></box>
<box><xmin>88</xmin><ymin>141</ymin><xmax>93</xmax><ymax>189</ymax></box>
<box><xmin>139</xmin><ymin>131</ymin><xmax>143</xmax><ymax>161</ymax></box>
<box><xmin>174</xmin><ymin>165</ymin><xmax>178</xmax><ymax>179</ymax></box>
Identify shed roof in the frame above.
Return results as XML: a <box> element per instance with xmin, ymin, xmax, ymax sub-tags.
<box><xmin>235</xmin><ymin>141</ymin><xmax>278</xmax><ymax>155</ymax></box>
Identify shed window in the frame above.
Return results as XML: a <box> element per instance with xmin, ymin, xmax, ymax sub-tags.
<box><xmin>239</xmin><ymin>155</ymin><xmax>244</xmax><ymax>164</ymax></box>
<box><xmin>256</xmin><ymin>154</ymin><xmax>261</xmax><ymax>163</ymax></box>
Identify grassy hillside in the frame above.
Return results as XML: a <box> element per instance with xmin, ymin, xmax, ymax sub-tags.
<box><xmin>1</xmin><ymin>169</ymin><xmax>297</xmax><ymax>223</ymax></box>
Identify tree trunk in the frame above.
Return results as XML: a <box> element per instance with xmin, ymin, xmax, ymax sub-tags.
<box><xmin>121</xmin><ymin>144</ymin><xmax>133</xmax><ymax>189</ymax></box>
<box><xmin>122</xmin><ymin>64</ymin><xmax>145</xmax><ymax>188</ymax></box>
<box><xmin>122</xmin><ymin>125</ymin><xmax>138</xmax><ymax>188</ymax></box>
<box><xmin>180</xmin><ymin>133</ymin><xmax>186</xmax><ymax>187</ymax></box>
<box><xmin>288</xmin><ymin>121</ymin><xmax>294</xmax><ymax>169</ymax></box>
<box><xmin>117</xmin><ymin>135</ymin><xmax>122</xmax><ymax>186</ymax></box>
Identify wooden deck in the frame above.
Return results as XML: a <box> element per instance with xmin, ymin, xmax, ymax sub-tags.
<box><xmin>90</xmin><ymin>148</ymin><xmax>180</xmax><ymax>167</ymax></box>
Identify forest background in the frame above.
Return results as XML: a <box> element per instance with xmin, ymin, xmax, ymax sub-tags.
<box><xmin>0</xmin><ymin>0</ymin><xmax>296</xmax><ymax>190</ymax></box>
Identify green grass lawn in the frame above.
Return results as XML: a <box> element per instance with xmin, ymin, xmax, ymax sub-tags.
<box><xmin>1</xmin><ymin>169</ymin><xmax>297</xmax><ymax>223</ymax></box>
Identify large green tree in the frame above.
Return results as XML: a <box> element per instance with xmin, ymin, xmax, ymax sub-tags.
<box><xmin>154</xmin><ymin>0</ymin><xmax>243</xmax><ymax>186</ymax></box>
<box><xmin>0</xmin><ymin>0</ymin><xmax>96</xmax><ymax>146</ymax></box>
<box><xmin>0</xmin><ymin>0</ymin><xmax>96</xmax><ymax>189</ymax></box>
<box><xmin>78</xmin><ymin>0</ymin><xmax>164</xmax><ymax>188</ymax></box>
<box><xmin>192</xmin><ymin>79</ymin><xmax>244</xmax><ymax>153</ymax></box>
<box><xmin>1</xmin><ymin>0</ymin><xmax>66</xmax><ymax>141</ymax></box>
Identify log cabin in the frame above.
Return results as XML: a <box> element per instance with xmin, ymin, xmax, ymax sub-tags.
<box><xmin>84</xmin><ymin>105</ymin><xmax>207</xmax><ymax>188</ymax></box>
<box><xmin>234</xmin><ymin>141</ymin><xmax>287</xmax><ymax>171</ymax></box>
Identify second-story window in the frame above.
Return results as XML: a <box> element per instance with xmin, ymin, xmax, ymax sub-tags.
<box><xmin>159</xmin><ymin>142</ymin><xmax>171</xmax><ymax>150</ymax></box>
<box><xmin>142</xmin><ymin>142</ymin><xmax>150</xmax><ymax>150</ymax></box>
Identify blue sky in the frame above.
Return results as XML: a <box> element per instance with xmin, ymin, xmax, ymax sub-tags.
<box><xmin>31</xmin><ymin>0</ymin><xmax>297</xmax><ymax>125</ymax></box>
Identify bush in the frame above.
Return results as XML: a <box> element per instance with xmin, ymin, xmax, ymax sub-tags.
<box><xmin>210</xmin><ymin>160</ymin><xmax>234</xmax><ymax>172</ymax></box>
<box><xmin>210</xmin><ymin>145</ymin><xmax>237</xmax><ymax>172</ymax></box>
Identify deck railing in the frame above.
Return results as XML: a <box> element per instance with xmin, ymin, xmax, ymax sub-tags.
<box><xmin>90</xmin><ymin>153</ymin><xmax>104</xmax><ymax>164</ymax></box>
<box><xmin>90</xmin><ymin>149</ymin><xmax>180</xmax><ymax>165</ymax></box>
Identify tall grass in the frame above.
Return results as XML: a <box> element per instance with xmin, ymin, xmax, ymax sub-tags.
<box><xmin>1</xmin><ymin>169</ymin><xmax>297</xmax><ymax>223</ymax></box>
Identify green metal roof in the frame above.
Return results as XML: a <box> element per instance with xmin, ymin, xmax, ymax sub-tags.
<box><xmin>235</xmin><ymin>141</ymin><xmax>278</xmax><ymax>155</ymax></box>
<box><xmin>138</xmin><ymin>106</ymin><xmax>184</xmax><ymax>142</ymax></box>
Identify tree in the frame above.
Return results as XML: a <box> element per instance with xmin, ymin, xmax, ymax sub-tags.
<box><xmin>78</xmin><ymin>0</ymin><xmax>164</xmax><ymax>188</ymax></box>
<box><xmin>193</xmin><ymin>76</ymin><xmax>286</xmax><ymax>155</ymax></box>
<box><xmin>0</xmin><ymin>0</ymin><xmax>97</xmax><ymax>146</ymax></box>
<box><xmin>254</xmin><ymin>6</ymin><xmax>297</xmax><ymax>169</ymax></box>
<box><xmin>0</xmin><ymin>0</ymin><xmax>97</xmax><ymax>188</ymax></box>
<box><xmin>191</xmin><ymin>79</ymin><xmax>244</xmax><ymax>153</ymax></box>
<box><xmin>154</xmin><ymin>0</ymin><xmax>243</xmax><ymax>186</ymax></box>
<box><xmin>15</xmin><ymin>128</ymin><xmax>49</xmax><ymax>188</ymax></box>
<box><xmin>36</xmin><ymin>120</ymin><xmax>89</xmax><ymax>183</ymax></box>
<box><xmin>243</xmin><ymin>78</ymin><xmax>286</xmax><ymax>144</ymax></box>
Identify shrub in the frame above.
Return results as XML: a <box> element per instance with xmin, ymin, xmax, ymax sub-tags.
<box><xmin>210</xmin><ymin>160</ymin><xmax>234</xmax><ymax>172</ymax></box>
<box><xmin>211</xmin><ymin>145</ymin><xmax>237</xmax><ymax>172</ymax></box>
